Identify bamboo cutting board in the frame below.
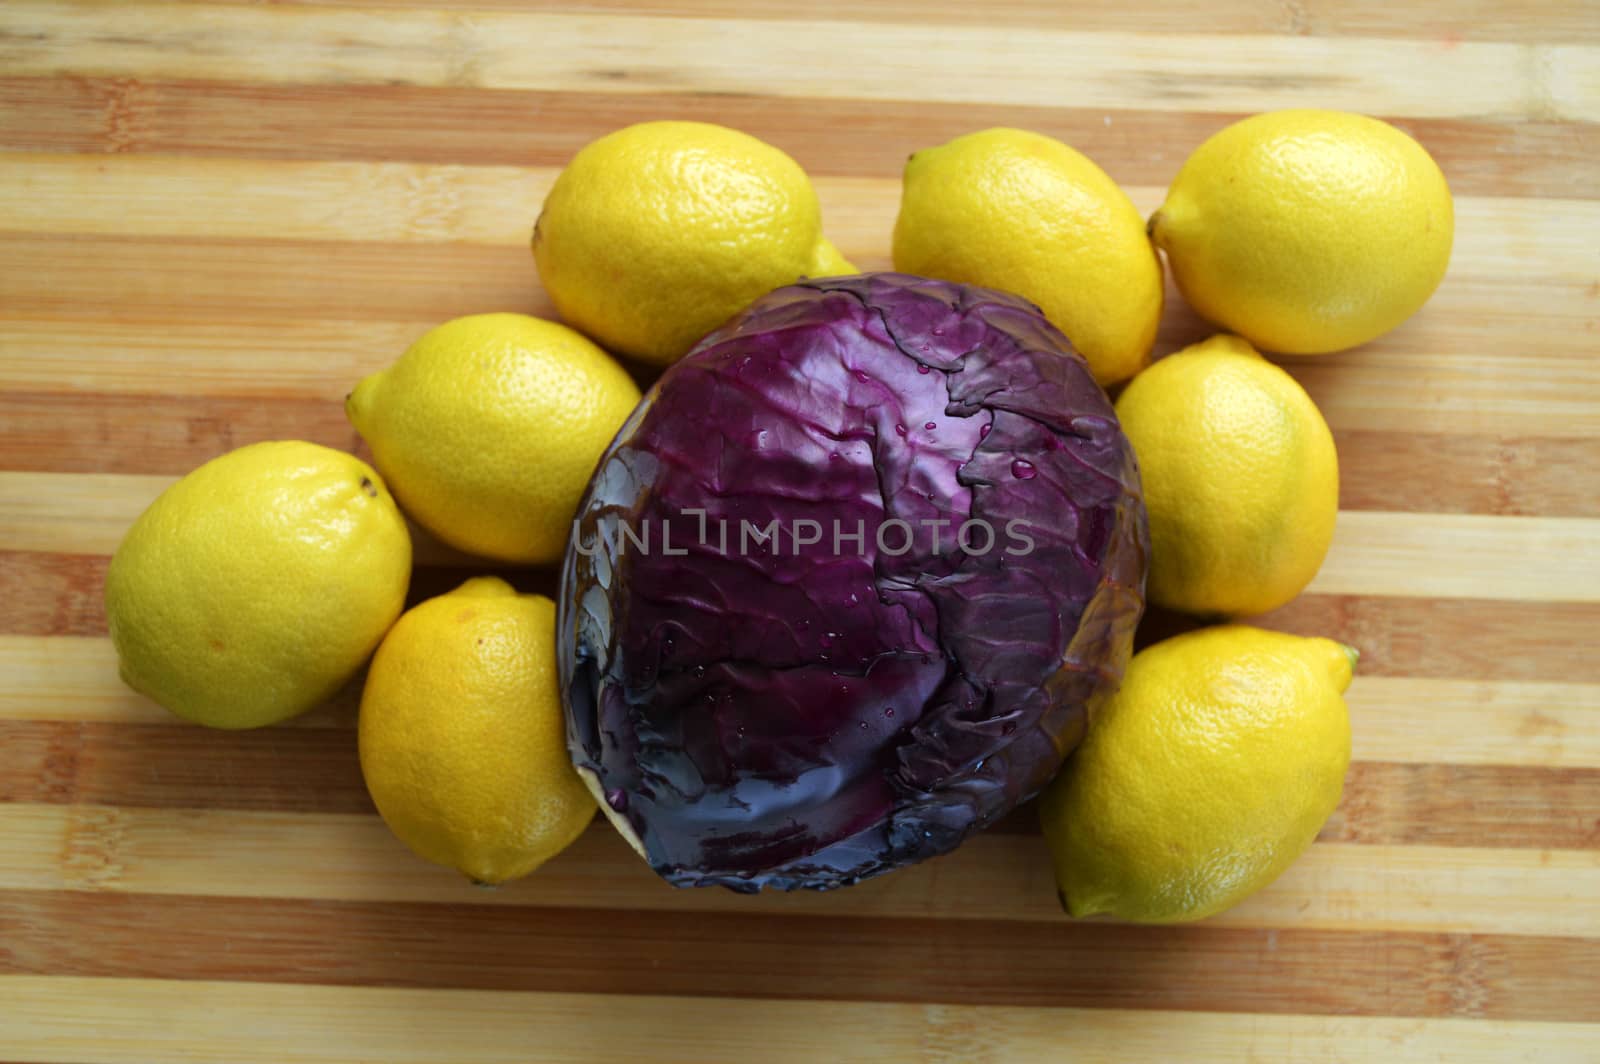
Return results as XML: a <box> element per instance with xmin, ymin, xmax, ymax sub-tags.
<box><xmin>1</xmin><ymin>1</ymin><xmax>1598</xmax><ymax>1060</ymax></box>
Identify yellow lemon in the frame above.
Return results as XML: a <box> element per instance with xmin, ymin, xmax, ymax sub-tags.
<box><xmin>104</xmin><ymin>441</ymin><xmax>411</xmax><ymax>729</ymax></box>
<box><xmin>892</xmin><ymin>127</ymin><xmax>1163</xmax><ymax>386</ymax></box>
<box><xmin>1040</xmin><ymin>625</ymin><xmax>1355</xmax><ymax>923</ymax></box>
<box><xmin>1150</xmin><ymin>109</ymin><xmax>1453</xmax><ymax>354</ymax></box>
<box><xmin>359</xmin><ymin>577</ymin><xmax>596</xmax><ymax>884</ymax></box>
<box><xmin>533</xmin><ymin>120</ymin><xmax>855</xmax><ymax>365</ymax></box>
<box><xmin>346</xmin><ymin>313</ymin><xmax>640</xmax><ymax>565</ymax></box>
<box><xmin>1115</xmin><ymin>334</ymin><xmax>1338</xmax><ymax>617</ymax></box>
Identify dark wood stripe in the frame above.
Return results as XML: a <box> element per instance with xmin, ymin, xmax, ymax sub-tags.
<box><xmin>0</xmin><ymin>234</ymin><xmax>554</xmax><ymax>325</ymax></box>
<box><xmin>1253</xmin><ymin>596</ymin><xmax>1600</xmax><ymax>685</ymax></box>
<box><xmin>0</xmin><ymin>890</ymin><xmax>1593</xmax><ymax>1020</ymax></box>
<box><xmin>0</xmin><ymin>719</ymin><xmax>374</xmax><ymax>814</ymax></box>
<box><xmin>0</xmin><ymin>394</ymin><xmax>363</xmax><ymax>477</ymax></box>
<box><xmin>993</xmin><ymin>763</ymin><xmax>1600</xmax><ymax>851</ymax></box>
<box><xmin>0</xmin><ymin>552</ymin><xmax>108</xmax><ymax>639</ymax></box>
<box><xmin>1321</xmin><ymin>762</ymin><xmax>1600</xmax><ymax>849</ymax></box>
<box><xmin>3</xmin><ymin>719</ymin><xmax>1595</xmax><ymax>850</ymax></box>
<box><xmin>0</xmin><ymin>77</ymin><xmax>1593</xmax><ymax>197</ymax></box>
<box><xmin>7</xmin><ymin>394</ymin><xmax>1594</xmax><ymax>518</ymax></box>
<box><xmin>1332</xmin><ymin>431</ymin><xmax>1600</xmax><ymax>517</ymax></box>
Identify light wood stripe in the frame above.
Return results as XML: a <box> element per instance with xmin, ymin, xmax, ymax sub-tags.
<box><xmin>0</xmin><ymin>636</ymin><xmax>357</xmax><ymax>729</ymax></box>
<box><xmin>0</xmin><ymin>472</ymin><xmax>171</xmax><ymax>561</ymax></box>
<box><xmin>4</xmin><ymin>78</ymin><xmax>1594</xmax><ymax>201</ymax></box>
<box><xmin>0</xmin><ymin>549</ymin><xmax>539</xmax><ymax>641</ymax></box>
<box><xmin>0</xmin><ymin>472</ymin><xmax>479</xmax><ymax>567</ymax></box>
<box><xmin>1</xmin><ymin>154</ymin><xmax>557</xmax><ymax>247</ymax></box>
<box><xmin>4</xmin><ymin>155</ymin><xmax>1596</xmax><ymax>287</ymax></box>
<box><xmin>0</xmin><ymin>319</ymin><xmax>416</xmax><ymax>397</ymax></box>
<box><xmin>3</xmin><ymin>3</ymin><xmax>1594</xmax><ymax>122</ymax></box>
<box><xmin>1349</xmin><ymin>676</ymin><xmax>1600</xmax><ymax>768</ymax></box>
<box><xmin>4</xmin><ymin>318</ymin><xmax>1596</xmax><ymax>441</ymax></box>
<box><xmin>0</xmin><ymin>636</ymin><xmax>157</xmax><ymax>728</ymax></box>
<box><xmin>7</xmin><ymin>473</ymin><xmax>1594</xmax><ymax>602</ymax></box>
<box><xmin>6</xmin><ymin>976</ymin><xmax>1594</xmax><ymax>1064</ymax></box>
<box><xmin>3</xmin><ymin>231</ymin><xmax>1595</xmax><ymax>382</ymax></box>
<box><xmin>6</xmin><ymin>716</ymin><xmax>1596</xmax><ymax>848</ymax></box>
<box><xmin>1309</xmin><ymin>511</ymin><xmax>1600</xmax><ymax>603</ymax></box>
<box><xmin>5</xmin><ymin>637</ymin><xmax>1596</xmax><ymax>770</ymax></box>
<box><xmin>1</xmin><ymin>802</ymin><xmax>1595</xmax><ymax>937</ymax></box>
<box><xmin>8</xmin><ymin>561</ymin><xmax>1599</xmax><ymax>683</ymax></box>
<box><xmin>162</xmin><ymin>0</ymin><xmax>1600</xmax><ymax>46</ymax></box>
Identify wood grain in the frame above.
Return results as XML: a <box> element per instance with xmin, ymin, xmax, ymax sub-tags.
<box><xmin>2</xmin><ymin>717</ymin><xmax>1596</xmax><ymax>852</ymax></box>
<box><xmin>9</xmin><ymin>637</ymin><xmax>1596</xmax><ymax>768</ymax></box>
<box><xmin>0</xmin><ymin>636</ymin><xmax>358</xmax><ymax>728</ymax></box>
<box><xmin>0</xmin><ymin>235</ymin><xmax>553</xmax><ymax>324</ymax></box>
<box><xmin>5</xmin><ymin>232</ymin><xmax>1596</xmax><ymax>381</ymax></box>
<box><xmin>159</xmin><ymin>0</ymin><xmax>1600</xmax><ymax>45</ymax></box>
<box><xmin>0</xmin><ymin>720</ymin><xmax>373</xmax><ymax>813</ymax></box>
<box><xmin>1309</xmin><ymin>511</ymin><xmax>1600</xmax><ymax>602</ymax></box>
<box><xmin>6</xmin><ymin>394</ymin><xmax>1598</xmax><ymax>521</ymax></box>
<box><xmin>7</xmin><ymin>471</ymin><xmax>1595</xmax><ymax>605</ymax></box>
<box><xmin>1</xmin><ymin>0</ymin><xmax>1597</xmax><ymax>1056</ymax></box>
<box><xmin>0</xmin><ymin>473</ymin><xmax>479</xmax><ymax>567</ymax></box>
<box><xmin>3</xmin><ymin>803</ymin><xmax>1595</xmax><ymax>937</ymax></box>
<box><xmin>1321</xmin><ymin>762</ymin><xmax>1600</xmax><ymax>849</ymax></box>
<box><xmin>5</xmin><ymin>77</ymin><xmax>1595</xmax><ymax>198</ymax></box>
<box><xmin>8</xmin><ymin>553</ymin><xmax>1600</xmax><ymax>683</ymax></box>
<box><xmin>8</xmin><ymin>156</ymin><xmax>1596</xmax><ymax>281</ymax></box>
<box><xmin>7</xmin><ymin>977</ymin><xmax>1595</xmax><ymax>1064</ymax></box>
<box><xmin>0</xmin><ymin>552</ymin><xmax>522</xmax><ymax>639</ymax></box>
<box><xmin>1253</xmin><ymin>595</ymin><xmax>1600</xmax><ymax>683</ymax></box>
<box><xmin>6</xmin><ymin>3</ymin><xmax>1594</xmax><ymax>120</ymax></box>
<box><xmin>3</xmin><ymin>888</ymin><xmax>1596</xmax><ymax>1020</ymax></box>
<box><xmin>8</xmin><ymin>320</ymin><xmax>1598</xmax><ymax>439</ymax></box>
<box><xmin>1332</xmin><ymin>431</ymin><xmax>1600</xmax><ymax>517</ymax></box>
<box><xmin>0</xmin><ymin>554</ymin><xmax>109</xmax><ymax>640</ymax></box>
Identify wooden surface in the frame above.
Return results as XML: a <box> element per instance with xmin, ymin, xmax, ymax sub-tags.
<box><xmin>2</xmin><ymin>1</ymin><xmax>1598</xmax><ymax>1060</ymax></box>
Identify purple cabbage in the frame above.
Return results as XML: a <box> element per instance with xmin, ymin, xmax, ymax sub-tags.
<box><xmin>559</xmin><ymin>273</ymin><xmax>1147</xmax><ymax>891</ymax></box>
